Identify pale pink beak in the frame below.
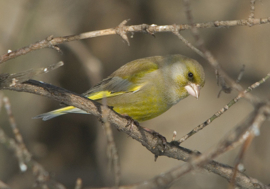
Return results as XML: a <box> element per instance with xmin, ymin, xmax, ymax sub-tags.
<box><xmin>185</xmin><ymin>83</ymin><xmax>201</xmax><ymax>99</ymax></box>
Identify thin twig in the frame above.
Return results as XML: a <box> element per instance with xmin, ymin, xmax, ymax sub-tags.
<box><xmin>104</xmin><ymin>121</ymin><xmax>121</xmax><ymax>186</ymax></box>
<box><xmin>248</xmin><ymin>0</ymin><xmax>256</xmax><ymax>27</ymax></box>
<box><xmin>1</xmin><ymin>17</ymin><xmax>270</xmax><ymax>63</ymax></box>
<box><xmin>0</xmin><ymin>96</ymin><xmax>66</xmax><ymax>189</ymax></box>
<box><xmin>102</xmin><ymin>98</ymin><xmax>121</xmax><ymax>186</ymax></box>
<box><xmin>3</xmin><ymin>97</ymin><xmax>25</xmax><ymax>146</ymax></box>
<box><xmin>2</xmin><ymin>96</ymin><xmax>30</xmax><ymax>172</ymax></box>
<box><xmin>229</xmin><ymin>133</ymin><xmax>254</xmax><ymax>189</ymax></box>
<box><xmin>178</xmin><ymin>72</ymin><xmax>270</xmax><ymax>143</ymax></box>
<box><xmin>172</xmin><ymin>29</ymin><xmax>205</xmax><ymax>58</ymax></box>
<box><xmin>218</xmin><ymin>64</ymin><xmax>245</xmax><ymax>97</ymax></box>
<box><xmin>249</xmin><ymin>0</ymin><xmax>256</xmax><ymax>21</ymax></box>
<box><xmin>0</xmin><ymin>93</ymin><xmax>3</xmax><ymax>113</ymax></box>
<box><xmin>0</xmin><ymin>61</ymin><xmax>64</xmax><ymax>89</ymax></box>
<box><xmin>75</xmin><ymin>178</ymin><xmax>82</xmax><ymax>189</ymax></box>
<box><xmin>236</xmin><ymin>65</ymin><xmax>245</xmax><ymax>83</ymax></box>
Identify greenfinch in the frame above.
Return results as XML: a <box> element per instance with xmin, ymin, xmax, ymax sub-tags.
<box><xmin>34</xmin><ymin>54</ymin><xmax>205</xmax><ymax>122</ymax></box>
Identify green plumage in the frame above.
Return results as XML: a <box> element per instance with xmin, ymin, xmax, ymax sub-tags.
<box><xmin>34</xmin><ymin>54</ymin><xmax>205</xmax><ymax>122</ymax></box>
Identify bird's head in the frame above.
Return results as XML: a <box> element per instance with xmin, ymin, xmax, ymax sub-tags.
<box><xmin>168</xmin><ymin>55</ymin><xmax>205</xmax><ymax>100</ymax></box>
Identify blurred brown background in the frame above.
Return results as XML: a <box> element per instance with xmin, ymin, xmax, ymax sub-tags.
<box><xmin>0</xmin><ymin>0</ymin><xmax>270</xmax><ymax>188</ymax></box>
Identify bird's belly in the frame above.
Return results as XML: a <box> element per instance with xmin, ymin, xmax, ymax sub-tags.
<box><xmin>101</xmin><ymin>91</ymin><xmax>170</xmax><ymax>122</ymax></box>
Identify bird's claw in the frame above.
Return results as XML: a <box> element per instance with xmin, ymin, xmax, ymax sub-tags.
<box><xmin>122</xmin><ymin>115</ymin><xmax>139</xmax><ymax>131</ymax></box>
<box><xmin>142</xmin><ymin>127</ymin><xmax>167</xmax><ymax>152</ymax></box>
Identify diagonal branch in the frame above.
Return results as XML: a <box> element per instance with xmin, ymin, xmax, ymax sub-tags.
<box><xmin>0</xmin><ymin>63</ymin><xmax>269</xmax><ymax>189</ymax></box>
<box><xmin>143</xmin><ymin>102</ymin><xmax>270</xmax><ymax>189</ymax></box>
<box><xmin>178</xmin><ymin>73</ymin><xmax>270</xmax><ymax>143</ymax></box>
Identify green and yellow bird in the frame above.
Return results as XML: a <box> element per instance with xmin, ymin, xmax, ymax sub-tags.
<box><xmin>34</xmin><ymin>54</ymin><xmax>205</xmax><ymax>122</ymax></box>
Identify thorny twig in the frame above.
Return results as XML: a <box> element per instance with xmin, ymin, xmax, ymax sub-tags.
<box><xmin>1</xmin><ymin>17</ymin><xmax>270</xmax><ymax>64</ymax></box>
<box><xmin>248</xmin><ymin>0</ymin><xmax>256</xmax><ymax>26</ymax></box>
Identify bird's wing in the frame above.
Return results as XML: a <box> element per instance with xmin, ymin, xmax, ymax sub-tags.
<box><xmin>83</xmin><ymin>58</ymin><xmax>160</xmax><ymax>100</ymax></box>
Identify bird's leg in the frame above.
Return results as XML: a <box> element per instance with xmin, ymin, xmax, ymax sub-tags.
<box><xmin>122</xmin><ymin>115</ymin><xmax>167</xmax><ymax>152</ymax></box>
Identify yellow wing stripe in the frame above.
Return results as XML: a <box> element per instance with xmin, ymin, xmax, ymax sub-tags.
<box><xmin>88</xmin><ymin>91</ymin><xmax>125</xmax><ymax>100</ymax></box>
<box><xmin>87</xmin><ymin>85</ymin><xmax>143</xmax><ymax>100</ymax></box>
<box><xmin>53</xmin><ymin>106</ymin><xmax>75</xmax><ymax>114</ymax></box>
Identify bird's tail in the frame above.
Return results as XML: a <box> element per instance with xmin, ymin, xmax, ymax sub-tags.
<box><xmin>33</xmin><ymin>106</ymin><xmax>88</xmax><ymax>121</ymax></box>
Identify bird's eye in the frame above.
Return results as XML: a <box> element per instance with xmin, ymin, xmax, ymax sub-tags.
<box><xmin>188</xmin><ymin>72</ymin><xmax>193</xmax><ymax>78</ymax></box>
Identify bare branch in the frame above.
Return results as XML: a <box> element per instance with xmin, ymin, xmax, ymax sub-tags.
<box><xmin>1</xmin><ymin>18</ymin><xmax>270</xmax><ymax>64</ymax></box>
<box><xmin>0</xmin><ymin>61</ymin><xmax>63</xmax><ymax>88</ymax></box>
